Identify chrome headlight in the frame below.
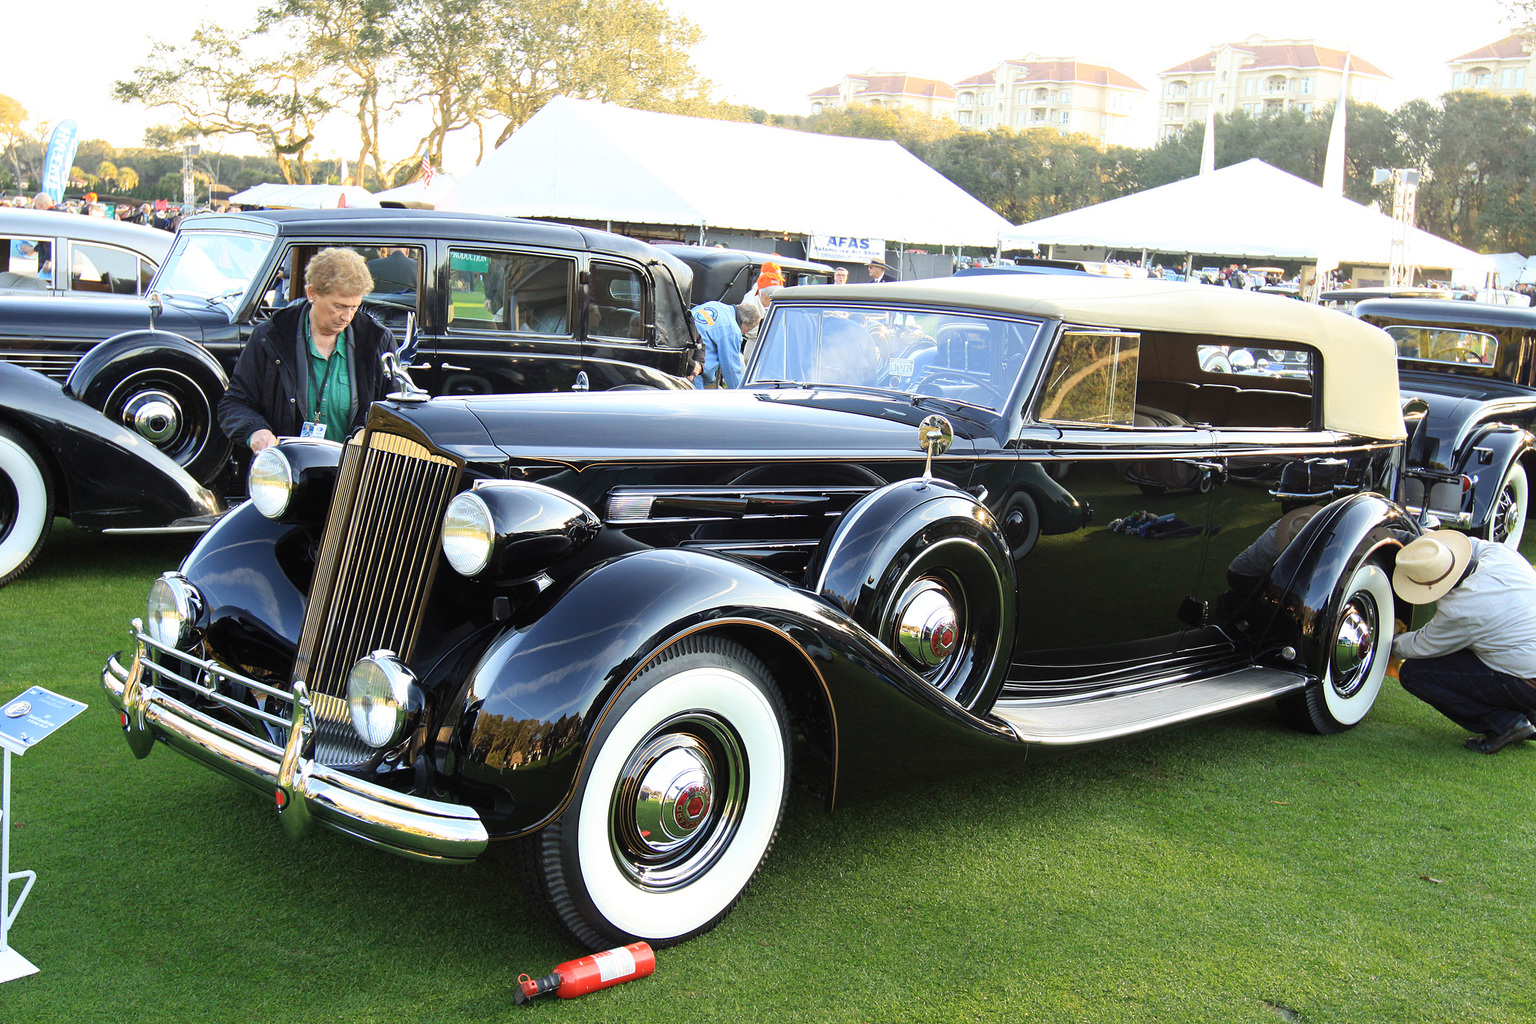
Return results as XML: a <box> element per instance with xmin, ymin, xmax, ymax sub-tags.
<box><xmin>145</xmin><ymin>572</ymin><xmax>203</xmax><ymax>649</ymax></box>
<box><xmin>248</xmin><ymin>446</ymin><xmax>295</xmax><ymax>518</ymax></box>
<box><xmin>440</xmin><ymin>482</ymin><xmax>600</xmax><ymax>580</ymax></box>
<box><xmin>441</xmin><ymin>492</ymin><xmax>495</xmax><ymax>576</ymax></box>
<box><xmin>346</xmin><ymin>651</ymin><xmax>420</xmax><ymax>749</ymax></box>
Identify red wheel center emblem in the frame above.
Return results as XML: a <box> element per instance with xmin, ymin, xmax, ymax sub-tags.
<box><xmin>674</xmin><ymin>785</ymin><xmax>710</xmax><ymax>829</ymax></box>
<box><xmin>930</xmin><ymin>622</ymin><xmax>957</xmax><ymax>657</ymax></box>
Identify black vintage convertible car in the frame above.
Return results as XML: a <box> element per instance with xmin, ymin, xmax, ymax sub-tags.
<box><xmin>104</xmin><ymin>276</ymin><xmax>1416</xmax><ymax>950</ymax></box>
<box><xmin>1354</xmin><ymin>298</ymin><xmax>1536</xmax><ymax>549</ymax></box>
<box><xmin>0</xmin><ymin>360</ymin><xmax>220</xmax><ymax>586</ymax></box>
<box><xmin>0</xmin><ymin>209</ymin><xmax>698</xmax><ymax>491</ymax></box>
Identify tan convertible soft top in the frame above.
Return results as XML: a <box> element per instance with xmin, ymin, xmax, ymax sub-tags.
<box><xmin>787</xmin><ymin>275</ymin><xmax>1405</xmax><ymax>440</ymax></box>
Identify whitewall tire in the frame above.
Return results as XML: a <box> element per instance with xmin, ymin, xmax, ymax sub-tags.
<box><xmin>0</xmin><ymin>426</ymin><xmax>53</xmax><ymax>588</ymax></box>
<box><xmin>1485</xmin><ymin>462</ymin><xmax>1528</xmax><ymax>549</ymax></box>
<box><xmin>520</xmin><ymin>636</ymin><xmax>790</xmax><ymax>949</ymax></box>
<box><xmin>1279</xmin><ymin>560</ymin><xmax>1394</xmax><ymax>734</ymax></box>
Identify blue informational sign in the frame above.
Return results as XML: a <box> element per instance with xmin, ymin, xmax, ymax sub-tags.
<box><xmin>0</xmin><ymin>687</ymin><xmax>87</xmax><ymax>753</ymax></box>
<box><xmin>40</xmin><ymin>120</ymin><xmax>80</xmax><ymax>205</ymax></box>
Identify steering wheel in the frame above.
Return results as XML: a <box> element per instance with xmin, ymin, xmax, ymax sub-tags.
<box><xmin>1452</xmin><ymin>346</ymin><xmax>1484</xmax><ymax>364</ymax></box>
<box><xmin>913</xmin><ymin>368</ymin><xmax>1004</xmax><ymax>406</ymax></box>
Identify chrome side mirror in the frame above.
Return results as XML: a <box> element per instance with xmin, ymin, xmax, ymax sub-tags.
<box><xmin>918</xmin><ymin>415</ymin><xmax>952</xmax><ymax>479</ymax></box>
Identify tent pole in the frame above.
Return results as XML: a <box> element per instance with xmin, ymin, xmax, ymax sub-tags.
<box><xmin>698</xmin><ymin>221</ymin><xmax>707</xmax><ymax>245</ymax></box>
<box><xmin>1184</xmin><ymin>254</ymin><xmax>1194</xmax><ymax>280</ymax></box>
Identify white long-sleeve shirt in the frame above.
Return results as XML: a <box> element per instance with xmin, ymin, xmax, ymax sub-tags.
<box><xmin>1392</xmin><ymin>537</ymin><xmax>1536</xmax><ymax>679</ymax></box>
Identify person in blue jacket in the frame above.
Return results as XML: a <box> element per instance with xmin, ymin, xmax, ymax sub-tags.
<box><xmin>692</xmin><ymin>301</ymin><xmax>760</xmax><ymax>388</ymax></box>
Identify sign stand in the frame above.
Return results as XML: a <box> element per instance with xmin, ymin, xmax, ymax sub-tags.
<box><xmin>0</xmin><ymin>687</ymin><xmax>88</xmax><ymax>984</ymax></box>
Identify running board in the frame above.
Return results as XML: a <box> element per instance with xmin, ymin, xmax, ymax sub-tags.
<box><xmin>990</xmin><ymin>666</ymin><xmax>1309</xmax><ymax>746</ymax></box>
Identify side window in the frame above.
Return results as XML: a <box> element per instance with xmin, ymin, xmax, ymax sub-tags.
<box><xmin>589</xmin><ymin>261</ymin><xmax>645</xmax><ymax>341</ymax></box>
<box><xmin>1385</xmin><ymin>325</ymin><xmax>1497</xmax><ymax>367</ymax></box>
<box><xmin>448</xmin><ymin>248</ymin><xmax>572</xmax><ymax>335</ymax></box>
<box><xmin>1038</xmin><ymin>331</ymin><xmax>1140</xmax><ymax>426</ymax></box>
<box><xmin>259</xmin><ymin>243</ymin><xmax>424</xmax><ymax>328</ymax></box>
<box><xmin>0</xmin><ymin>237</ymin><xmax>47</xmax><ymax>289</ymax></box>
<box><xmin>71</xmin><ymin>243</ymin><xmax>145</xmax><ymax>294</ymax></box>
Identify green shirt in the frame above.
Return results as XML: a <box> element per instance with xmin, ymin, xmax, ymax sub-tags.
<box><xmin>304</xmin><ymin>314</ymin><xmax>352</xmax><ymax>441</ymax></box>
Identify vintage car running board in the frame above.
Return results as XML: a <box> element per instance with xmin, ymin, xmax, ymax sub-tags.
<box><xmin>990</xmin><ymin>667</ymin><xmax>1309</xmax><ymax>745</ymax></box>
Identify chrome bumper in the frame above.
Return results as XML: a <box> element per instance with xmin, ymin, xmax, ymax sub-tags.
<box><xmin>101</xmin><ymin>623</ymin><xmax>488</xmax><ymax>865</ymax></box>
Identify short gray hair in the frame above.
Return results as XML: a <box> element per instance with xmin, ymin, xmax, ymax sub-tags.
<box><xmin>735</xmin><ymin>303</ymin><xmax>762</xmax><ymax>329</ymax></box>
<box><xmin>306</xmin><ymin>247</ymin><xmax>373</xmax><ymax>297</ymax></box>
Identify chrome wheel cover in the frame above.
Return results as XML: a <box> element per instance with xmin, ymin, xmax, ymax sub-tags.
<box><xmin>609</xmin><ymin>713</ymin><xmax>746</xmax><ymax>892</ymax></box>
<box><xmin>894</xmin><ymin>579</ymin><xmax>960</xmax><ymax>670</ymax></box>
<box><xmin>122</xmin><ymin>389</ymin><xmax>182</xmax><ymax>444</ymax></box>
<box><xmin>1331</xmin><ymin>595</ymin><xmax>1378</xmax><ymax>699</ymax></box>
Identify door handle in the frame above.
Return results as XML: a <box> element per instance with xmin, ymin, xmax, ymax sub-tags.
<box><xmin>439</xmin><ymin>363</ymin><xmax>471</xmax><ymax>372</ymax></box>
<box><xmin>407</xmin><ymin>362</ymin><xmax>433</xmax><ymax>370</ymax></box>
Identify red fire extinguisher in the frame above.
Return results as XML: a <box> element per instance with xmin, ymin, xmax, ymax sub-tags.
<box><xmin>515</xmin><ymin>942</ymin><xmax>656</xmax><ymax>1004</ymax></box>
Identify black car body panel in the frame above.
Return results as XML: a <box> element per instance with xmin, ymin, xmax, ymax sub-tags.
<box><xmin>658</xmin><ymin>244</ymin><xmax>833</xmax><ymax>305</ymax></box>
<box><xmin>104</xmin><ymin>275</ymin><xmax>1417</xmax><ymax>949</ymax></box>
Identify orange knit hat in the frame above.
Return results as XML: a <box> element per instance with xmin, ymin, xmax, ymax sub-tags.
<box><xmin>756</xmin><ymin>262</ymin><xmax>785</xmax><ymax>291</ymax></box>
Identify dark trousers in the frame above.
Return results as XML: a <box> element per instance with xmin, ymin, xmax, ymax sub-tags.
<box><xmin>1399</xmin><ymin>650</ymin><xmax>1536</xmax><ymax>735</ymax></box>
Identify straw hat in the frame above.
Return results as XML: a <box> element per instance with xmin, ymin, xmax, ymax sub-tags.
<box><xmin>1392</xmin><ymin>530</ymin><xmax>1474</xmax><ymax>604</ymax></box>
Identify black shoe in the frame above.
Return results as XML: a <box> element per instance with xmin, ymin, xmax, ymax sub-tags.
<box><xmin>1464</xmin><ymin>722</ymin><xmax>1536</xmax><ymax>754</ymax></box>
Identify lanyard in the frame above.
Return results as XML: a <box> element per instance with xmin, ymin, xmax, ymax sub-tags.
<box><xmin>304</xmin><ymin>312</ymin><xmax>344</xmax><ymax>422</ymax></box>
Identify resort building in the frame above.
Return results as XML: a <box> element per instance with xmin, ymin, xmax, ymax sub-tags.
<box><xmin>951</xmin><ymin>56</ymin><xmax>1146</xmax><ymax>145</ymax></box>
<box><xmin>1447</xmin><ymin>35</ymin><xmax>1534</xmax><ymax>94</ymax></box>
<box><xmin>1157</xmin><ymin>36</ymin><xmax>1389</xmax><ymax>141</ymax></box>
<box><xmin>806</xmin><ymin>72</ymin><xmax>956</xmax><ymax>118</ymax></box>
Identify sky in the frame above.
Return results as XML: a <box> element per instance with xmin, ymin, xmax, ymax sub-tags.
<box><xmin>5</xmin><ymin>0</ymin><xmax>1524</xmax><ymax>177</ymax></box>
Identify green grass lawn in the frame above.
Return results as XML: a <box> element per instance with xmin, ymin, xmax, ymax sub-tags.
<box><xmin>1</xmin><ymin>523</ymin><xmax>1534</xmax><ymax>1022</ymax></box>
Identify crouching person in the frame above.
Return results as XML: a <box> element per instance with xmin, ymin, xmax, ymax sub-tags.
<box><xmin>1391</xmin><ymin>530</ymin><xmax>1536</xmax><ymax>753</ymax></box>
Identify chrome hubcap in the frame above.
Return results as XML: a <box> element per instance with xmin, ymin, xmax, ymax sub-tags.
<box><xmin>611</xmin><ymin>715</ymin><xmax>745</xmax><ymax>891</ymax></box>
<box><xmin>626</xmin><ymin>736</ymin><xmax>715</xmax><ymax>855</ymax></box>
<box><xmin>1333</xmin><ymin>599</ymin><xmax>1376</xmax><ymax>697</ymax></box>
<box><xmin>123</xmin><ymin>390</ymin><xmax>182</xmax><ymax>444</ymax></box>
<box><xmin>895</xmin><ymin>580</ymin><xmax>960</xmax><ymax>669</ymax></box>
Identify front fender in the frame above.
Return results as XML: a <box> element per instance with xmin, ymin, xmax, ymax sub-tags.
<box><xmin>0</xmin><ymin>361</ymin><xmax>221</xmax><ymax>528</ymax></box>
<box><xmin>454</xmin><ymin>547</ymin><xmax>1024</xmax><ymax>838</ymax></box>
<box><xmin>1262</xmin><ymin>492</ymin><xmax>1418</xmax><ymax>680</ymax></box>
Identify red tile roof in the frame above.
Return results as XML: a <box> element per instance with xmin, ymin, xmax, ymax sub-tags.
<box><xmin>1003</xmin><ymin>59</ymin><xmax>1145</xmax><ymax>92</ymax></box>
<box><xmin>1162</xmin><ymin>42</ymin><xmax>1388</xmax><ymax>79</ymax></box>
<box><xmin>851</xmin><ymin>74</ymin><xmax>955</xmax><ymax>100</ymax></box>
<box><xmin>1451</xmin><ymin>34</ymin><xmax>1531</xmax><ymax>62</ymax></box>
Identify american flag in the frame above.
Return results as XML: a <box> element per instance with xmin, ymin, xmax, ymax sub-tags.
<box><xmin>420</xmin><ymin>154</ymin><xmax>435</xmax><ymax>187</ymax></box>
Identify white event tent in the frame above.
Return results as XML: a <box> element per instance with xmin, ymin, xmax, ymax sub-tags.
<box><xmin>228</xmin><ymin>183</ymin><xmax>379</xmax><ymax>209</ymax></box>
<box><xmin>1001</xmin><ymin>159</ymin><xmax>1495</xmax><ymax>283</ymax></box>
<box><xmin>439</xmin><ymin>97</ymin><xmax>1013</xmax><ymax>248</ymax></box>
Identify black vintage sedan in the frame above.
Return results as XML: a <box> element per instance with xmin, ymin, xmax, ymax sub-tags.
<box><xmin>1355</xmin><ymin>298</ymin><xmax>1536</xmax><ymax>548</ymax></box>
<box><xmin>1</xmin><ymin>209</ymin><xmax>698</xmax><ymax>490</ymax></box>
<box><xmin>0</xmin><ymin>361</ymin><xmax>221</xmax><ymax>586</ymax></box>
<box><xmin>104</xmin><ymin>276</ymin><xmax>1415</xmax><ymax>951</ymax></box>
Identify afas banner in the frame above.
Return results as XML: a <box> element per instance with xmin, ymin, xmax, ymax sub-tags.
<box><xmin>40</xmin><ymin>121</ymin><xmax>79</xmax><ymax>204</ymax></box>
<box><xmin>806</xmin><ymin>235</ymin><xmax>885</xmax><ymax>264</ymax></box>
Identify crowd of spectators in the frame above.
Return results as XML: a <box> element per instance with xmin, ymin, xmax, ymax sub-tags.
<box><xmin>3</xmin><ymin>191</ymin><xmax>189</xmax><ymax>231</ymax></box>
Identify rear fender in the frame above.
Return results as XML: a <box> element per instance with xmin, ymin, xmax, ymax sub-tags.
<box><xmin>1260</xmin><ymin>492</ymin><xmax>1418</xmax><ymax>680</ymax></box>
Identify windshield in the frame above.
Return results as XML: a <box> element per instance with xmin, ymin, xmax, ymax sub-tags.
<box><xmin>747</xmin><ymin>304</ymin><xmax>1041</xmax><ymax>412</ymax></box>
<box><xmin>152</xmin><ymin>230</ymin><xmax>273</xmax><ymax>300</ymax></box>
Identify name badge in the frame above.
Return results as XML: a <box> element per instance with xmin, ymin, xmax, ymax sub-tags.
<box><xmin>299</xmin><ymin>421</ymin><xmax>328</xmax><ymax>439</ymax></box>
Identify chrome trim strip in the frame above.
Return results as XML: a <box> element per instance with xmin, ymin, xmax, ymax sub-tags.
<box><xmin>103</xmin><ymin>633</ymin><xmax>487</xmax><ymax>864</ymax></box>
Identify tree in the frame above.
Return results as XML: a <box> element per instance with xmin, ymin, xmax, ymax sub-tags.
<box><xmin>0</xmin><ymin>94</ymin><xmax>43</xmax><ymax>191</ymax></box>
<box><xmin>258</xmin><ymin>0</ymin><xmax>400</xmax><ymax>187</ymax></box>
<box><xmin>395</xmin><ymin>0</ymin><xmax>492</xmax><ymax>166</ymax></box>
<box><xmin>113</xmin><ymin>22</ymin><xmax>332</xmax><ymax>183</ymax></box>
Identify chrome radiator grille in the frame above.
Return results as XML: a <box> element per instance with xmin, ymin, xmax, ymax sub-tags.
<box><xmin>292</xmin><ymin>429</ymin><xmax>461</xmax><ymax>766</ymax></box>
